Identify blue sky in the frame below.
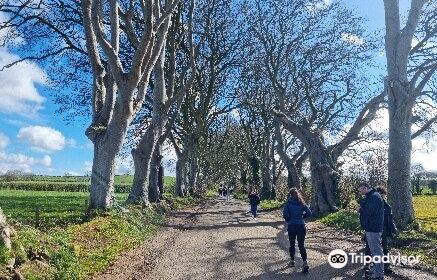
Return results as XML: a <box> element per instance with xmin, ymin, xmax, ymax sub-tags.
<box><xmin>0</xmin><ymin>0</ymin><xmax>434</xmax><ymax>175</ymax></box>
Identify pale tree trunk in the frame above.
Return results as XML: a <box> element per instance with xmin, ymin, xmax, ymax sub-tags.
<box><xmin>89</xmin><ymin>111</ymin><xmax>129</xmax><ymax>209</ymax></box>
<box><xmin>386</xmin><ymin>81</ymin><xmax>415</xmax><ymax>226</ymax></box>
<box><xmin>128</xmin><ymin>43</ymin><xmax>167</xmax><ymax>206</ymax></box>
<box><xmin>383</xmin><ymin>0</ymin><xmax>426</xmax><ymax>228</ymax></box>
<box><xmin>275</xmin><ymin>114</ymin><xmax>339</xmax><ymax>214</ymax></box>
<box><xmin>82</xmin><ymin>0</ymin><xmax>175</xmax><ymax>209</ymax></box>
<box><xmin>175</xmin><ymin>150</ymin><xmax>188</xmax><ymax>196</ymax></box>
<box><xmin>128</xmin><ymin>128</ymin><xmax>159</xmax><ymax>206</ymax></box>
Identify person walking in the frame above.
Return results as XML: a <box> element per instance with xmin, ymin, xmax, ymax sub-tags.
<box><xmin>248</xmin><ymin>187</ymin><xmax>260</xmax><ymax>219</ymax></box>
<box><xmin>358</xmin><ymin>182</ymin><xmax>385</xmax><ymax>280</ymax></box>
<box><xmin>364</xmin><ymin>187</ymin><xmax>397</xmax><ymax>275</ymax></box>
<box><xmin>283</xmin><ymin>187</ymin><xmax>311</xmax><ymax>273</ymax></box>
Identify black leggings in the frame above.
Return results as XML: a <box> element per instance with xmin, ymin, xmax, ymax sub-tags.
<box><xmin>287</xmin><ymin>224</ymin><xmax>307</xmax><ymax>262</ymax></box>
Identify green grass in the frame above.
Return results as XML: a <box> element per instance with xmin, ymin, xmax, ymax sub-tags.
<box><xmin>319</xmin><ymin>209</ymin><xmax>362</xmax><ymax>232</ymax></box>
<box><xmin>0</xmin><ymin>190</ymin><xmax>127</xmax><ymax>229</ymax></box>
<box><xmin>6</xmin><ymin>206</ymin><xmax>163</xmax><ymax>279</ymax></box>
<box><xmin>318</xmin><ymin>195</ymin><xmax>437</xmax><ymax>268</ymax></box>
<box><xmin>260</xmin><ymin>200</ymin><xmax>283</xmax><ymax>211</ymax></box>
<box><xmin>0</xmin><ymin>189</ymin><xmax>206</xmax><ymax>279</ymax></box>
<box><xmin>0</xmin><ymin>176</ymin><xmax>176</xmax><ymax>193</ymax></box>
<box><xmin>413</xmin><ymin>195</ymin><xmax>437</xmax><ymax>232</ymax></box>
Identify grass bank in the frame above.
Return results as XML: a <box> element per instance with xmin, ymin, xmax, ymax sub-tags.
<box><xmin>319</xmin><ymin>195</ymin><xmax>437</xmax><ymax>268</ymax></box>
<box><xmin>0</xmin><ymin>189</ymin><xmax>208</xmax><ymax>280</ymax></box>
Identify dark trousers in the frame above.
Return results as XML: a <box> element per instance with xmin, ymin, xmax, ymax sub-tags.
<box><xmin>250</xmin><ymin>203</ymin><xmax>258</xmax><ymax>217</ymax></box>
<box><xmin>287</xmin><ymin>224</ymin><xmax>307</xmax><ymax>262</ymax></box>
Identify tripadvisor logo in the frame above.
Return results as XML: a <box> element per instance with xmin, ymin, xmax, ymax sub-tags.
<box><xmin>327</xmin><ymin>249</ymin><xmax>420</xmax><ymax>269</ymax></box>
<box><xmin>328</xmin><ymin>249</ymin><xmax>348</xmax><ymax>268</ymax></box>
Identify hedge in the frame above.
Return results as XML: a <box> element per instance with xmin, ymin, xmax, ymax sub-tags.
<box><xmin>0</xmin><ymin>182</ymin><xmax>131</xmax><ymax>193</ymax></box>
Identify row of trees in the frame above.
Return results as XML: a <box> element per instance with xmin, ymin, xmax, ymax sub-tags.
<box><xmin>0</xmin><ymin>0</ymin><xmax>436</xmax><ymax>228</ymax></box>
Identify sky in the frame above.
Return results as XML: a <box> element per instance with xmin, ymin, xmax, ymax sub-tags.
<box><xmin>0</xmin><ymin>0</ymin><xmax>435</xmax><ymax>176</ymax></box>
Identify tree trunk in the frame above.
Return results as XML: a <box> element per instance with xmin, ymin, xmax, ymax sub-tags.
<box><xmin>148</xmin><ymin>145</ymin><xmax>163</xmax><ymax>202</ymax></box>
<box><xmin>387</xmin><ymin>82</ymin><xmax>415</xmax><ymax>228</ymax></box>
<box><xmin>308</xmin><ymin>140</ymin><xmax>339</xmax><ymax>214</ymax></box>
<box><xmin>310</xmin><ymin>159</ymin><xmax>339</xmax><ymax>214</ymax></box>
<box><xmin>261</xmin><ymin>163</ymin><xmax>271</xmax><ymax>199</ymax></box>
<box><xmin>248</xmin><ymin>155</ymin><xmax>260</xmax><ymax>186</ymax></box>
<box><xmin>158</xmin><ymin>164</ymin><xmax>164</xmax><ymax>200</ymax></box>
<box><xmin>128</xmin><ymin>42</ymin><xmax>167</xmax><ymax>206</ymax></box>
<box><xmin>89</xmin><ymin>115</ymin><xmax>128</xmax><ymax>209</ymax></box>
<box><xmin>286</xmin><ymin>164</ymin><xmax>301</xmax><ymax>189</ymax></box>
<box><xmin>175</xmin><ymin>151</ymin><xmax>188</xmax><ymax>196</ymax></box>
<box><xmin>128</xmin><ymin>127</ymin><xmax>159</xmax><ymax>206</ymax></box>
<box><xmin>188</xmin><ymin>156</ymin><xmax>198</xmax><ymax>193</ymax></box>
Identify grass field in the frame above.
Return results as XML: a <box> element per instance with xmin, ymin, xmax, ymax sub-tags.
<box><xmin>319</xmin><ymin>195</ymin><xmax>437</xmax><ymax>268</ymax></box>
<box><xmin>0</xmin><ymin>176</ymin><xmax>176</xmax><ymax>193</ymax></box>
<box><xmin>413</xmin><ymin>195</ymin><xmax>437</xmax><ymax>232</ymax></box>
<box><xmin>0</xmin><ymin>191</ymin><xmax>128</xmax><ymax>229</ymax></box>
<box><xmin>0</xmin><ymin>185</ymin><xmax>206</xmax><ymax>280</ymax></box>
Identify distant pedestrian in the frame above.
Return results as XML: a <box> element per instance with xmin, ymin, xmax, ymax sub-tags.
<box><xmin>248</xmin><ymin>187</ymin><xmax>260</xmax><ymax>219</ymax></box>
<box><xmin>219</xmin><ymin>184</ymin><xmax>224</xmax><ymax>197</ymax></box>
<box><xmin>283</xmin><ymin>187</ymin><xmax>311</xmax><ymax>273</ymax></box>
<box><xmin>226</xmin><ymin>184</ymin><xmax>231</xmax><ymax>201</ymax></box>
<box><xmin>364</xmin><ymin>186</ymin><xmax>397</xmax><ymax>275</ymax></box>
<box><xmin>358</xmin><ymin>182</ymin><xmax>385</xmax><ymax>280</ymax></box>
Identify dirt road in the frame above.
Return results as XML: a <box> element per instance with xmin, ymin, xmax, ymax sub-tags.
<box><xmin>95</xmin><ymin>198</ymin><xmax>437</xmax><ymax>280</ymax></box>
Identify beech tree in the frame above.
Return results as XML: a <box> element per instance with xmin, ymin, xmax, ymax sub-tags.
<box><xmin>383</xmin><ymin>0</ymin><xmax>437</xmax><ymax>227</ymax></box>
<box><xmin>80</xmin><ymin>0</ymin><xmax>184</xmax><ymax>209</ymax></box>
<box><xmin>170</xmin><ymin>0</ymin><xmax>242</xmax><ymax>196</ymax></box>
<box><xmin>245</xmin><ymin>0</ymin><xmax>385</xmax><ymax>213</ymax></box>
<box><xmin>127</xmin><ymin>0</ymin><xmax>197</xmax><ymax>205</ymax></box>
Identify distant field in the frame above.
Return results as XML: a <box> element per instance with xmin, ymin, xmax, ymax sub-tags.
<box><xmin>0</xmin><ymin>175</ymin><xmax>176</xmax><ymax>193</ymax></box>
<box><xmin>0</xmin><ymin>190</ymin><xmax>129</xmax><ymax>229</ymax></box>
<box><xmin>413</xmin><ymin>195</ymin><xmax>437</xmax><ymax>232</ymax></box>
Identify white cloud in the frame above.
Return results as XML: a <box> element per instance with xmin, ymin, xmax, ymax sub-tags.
<box><xmin>341</xmin><ymin>33</ymin><xmax>364</xmax><ymax>46</ymax></box>
<box><xmin>0</xmin><ymin>133</ymin><xmax>9</xmax><ymax>150</ymax></box>
<box><xmin>66</xmin><ymin>138</ymin><xmax>77</xmax><ymax>148</ymax></box>
<box><xmin>40</xmin><ymin>155</ymin><xmax>52</xmax><ymax>167</ymax></box>
<box><xmin>17</xmin><ymin>126</ymin><xmax>66</xmax><ymax>152</ymax></box>
<box><xmin>0</xmin><ymin>152</ymin><xmax>51</xmax><ymax>174</ymax></box>
<box><xmin>84</xmin><ymin>161</ymin><xmax>92</xmax><ymax>174</ymax></box>
<box><xmin>115</xmin><ymin>156</ymin><xmax>134</xmax><ymax>175</ymax></box>
<box><xmin>230</xmin><ymin>108</ymin><xmax>241</xmax><ymax>120</ymax></box>
<box><xmin>0</xmin><ymin>48</ymin><xmax>47</xmax><ymax>117</ymax></box>
<box><xmin>0</xmin><ymin>12</ymin><xmax>24</xmax><ymax>47</ymax></box>
<box><xmin>306</xmin><ymin>0</ymin><xmax>332</xmax><ymax>12</ymax></box>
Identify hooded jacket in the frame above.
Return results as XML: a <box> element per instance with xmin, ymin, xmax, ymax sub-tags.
<box><xmin>283</xmin><ymin>198</ymin><xmax>312</xmax><ymax>225</ymax></box>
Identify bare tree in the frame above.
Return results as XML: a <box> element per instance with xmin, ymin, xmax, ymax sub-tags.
<box><xmin>126</xmin><ymin>0</ymin><xmax>197</xmax><ymax>205</ymax></box>
<box><xmin>80</xmin><ymin>0</ymin><xmax>182</xmax><ymax>209</ymax></box>
<box><xmin>245</xmin><ymin>0</ymin><xmax>384</xmax><ymax>213</ymax></box>
<box><xmin>383</xmin><ymin>0</ymin><xmax>437</xmax><ymax>227</ymax></box>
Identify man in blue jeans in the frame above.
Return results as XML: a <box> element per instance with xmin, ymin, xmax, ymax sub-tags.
<box><xmin>358</xmin><ymin>182</ymin><xmax>385</xmax><ymax>280</ymax></box>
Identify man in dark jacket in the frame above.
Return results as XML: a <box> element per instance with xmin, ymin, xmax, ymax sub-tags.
<box><xmin>365</xmin><ymin>187</ymin><xmax>397</xmax><ymax>274</ymax></box>
<box><xmin>358</xmin><ymin>182</ymin><xmax>384</xmax><ymax>280</ymax></box>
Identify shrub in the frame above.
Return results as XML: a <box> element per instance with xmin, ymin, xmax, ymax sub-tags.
<box><xmin>320</xmin><ymin>210</ymin><xmax>361</xmax><ymax>233</ymax></box>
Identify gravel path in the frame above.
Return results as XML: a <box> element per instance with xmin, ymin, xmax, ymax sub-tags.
<box><xmin>95</xmin><ymin>198</ymin><xmax>437</xmax><ymax>280</ymax></box>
